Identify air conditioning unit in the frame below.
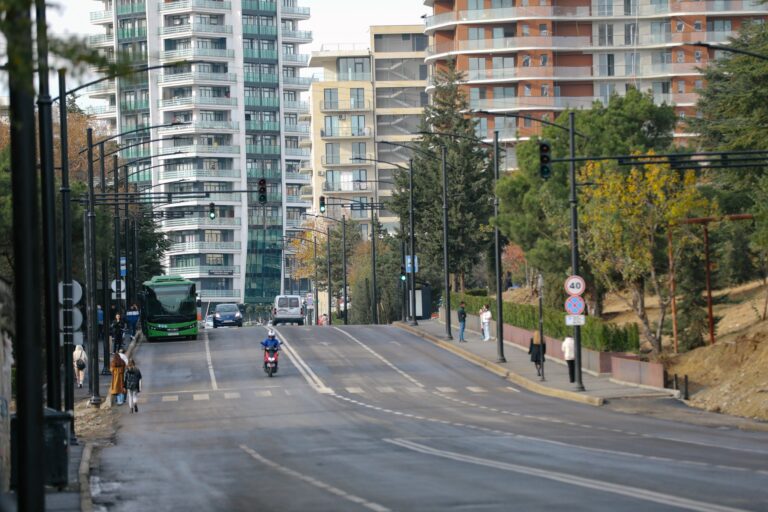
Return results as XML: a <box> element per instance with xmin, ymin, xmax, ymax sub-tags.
<box><xmin>338</xmin><ymin>115</ymin><xmax>346</xmax><ymax>121</ymax></box>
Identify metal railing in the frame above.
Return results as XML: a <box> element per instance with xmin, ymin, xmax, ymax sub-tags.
<box><xmin>169</xmin><ymin>265</ymin><xmax>240</xmax><ymax>275</ymax></box>
<box><xmin>320</xmin><ymin>100</ymin><xmax>372</xmax><ymax>112</ymax></box>
<box><xmin>160</xmin><ymin>167</ymin><xmax>241</xmax><ymax>180</ymax></box>
<box><xmin>160</xmin><ymin>24</ymin><xmax>233</xmax><ymax>36</ymax></box>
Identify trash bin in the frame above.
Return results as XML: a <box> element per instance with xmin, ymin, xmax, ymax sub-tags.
<box><xmin>11</xmin><ymin>408</ymin><xmax>71</xmax><ymax>489</ymax></box>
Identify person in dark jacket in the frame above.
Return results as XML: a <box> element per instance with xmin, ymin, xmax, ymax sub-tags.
<box><xmin>528</xmin><ymin>331</ymin><xmax>546</xmax><ymax>377</ymax></box>
<box><xmin>111</xmin><ymin>313</ymin><xmax>127</xmax><ymax>352</ymax></box>
<box><xmin>123</xmin><ymin>359</ymin><xmax>142</xmax><ymax>413</ymax></box>
<box><xmin>457</xmin><ymin>302</ymin><xmax>467</xmax><ymax>342</ymax></box>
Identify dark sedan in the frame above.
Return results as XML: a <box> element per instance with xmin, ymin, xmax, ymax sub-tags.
<box><xmin>213</xmin><ymin>303</ymin><xmax>243</xmax><ymax>328</ymax></box>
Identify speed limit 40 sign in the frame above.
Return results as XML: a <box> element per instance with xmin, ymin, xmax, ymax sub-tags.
<box><xmin>564</xmin><ymin>275</ymin><xmax>586</xmax><ymax>296</ymax></box>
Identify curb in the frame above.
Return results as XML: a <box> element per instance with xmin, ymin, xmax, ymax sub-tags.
<box><xmin>395</xmin><ymin>322</ymin><xmax>604</xmax><ymax>407</ymax></box>
<box><xmin>79</xmin><ymin>443</ymin><xmax>94</xmax><ymax>512</ymax></box>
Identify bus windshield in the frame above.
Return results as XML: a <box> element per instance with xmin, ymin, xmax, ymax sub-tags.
<box><xmin>145</xmin><ymin>284</ymin><xmax>196</xmax><ymax>322</ymax></box>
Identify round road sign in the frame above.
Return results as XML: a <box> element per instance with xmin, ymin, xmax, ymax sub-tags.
<box><xmin>564</xmin><ymin>275</ymin><xmax>586</xmax><ymax>296</ymax></box>
<box><xmin>565</xmin><ymin>295</ymin><xmax>586</xmax><ymax>315</ymax></box>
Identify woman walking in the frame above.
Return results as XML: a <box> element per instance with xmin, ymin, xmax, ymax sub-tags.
<box><xmin>124</xmin><ymin>359</ymin><xmax>143</xmax><ymax>413</ymax></box>
<box><xmin>73</xmin><ymin>344</ymin><xmax>88</xmax><ymax>389</ymax></box>
<box><xmin>480</xmin><ymin>305</ymin><xmax>492</xmax><ymax>341</ymax></box>
<box><xmin>110</xmin><ymin>351</ymin><xmax>127</xmax><ymax>405</ymax></box>
<box><xmin>528</xmin><ymin>330</ymin><xmax>546</xmax><ymax>377</ymax></box>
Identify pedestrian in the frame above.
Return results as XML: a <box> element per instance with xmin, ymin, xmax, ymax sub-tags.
<box><xmin>97</xmin><ymin>304</ymin><xmax>104</xmax><ymax>342</ymax></box>
<box><xmin>528</xmin><ymin>330</ymin><xmax>546</xmax><ymax>376</ymax></box>
<box><xmin>457</xmin><ymin>301</ymin><xmax>467</xmax><ymax>342</ymax></box>
<box><xmin>126</xmin><ymin>304</ymin><xmax>140</xmax><ymax>338</ymax></box>
<box><xmin>480</xmin><ymin>304</ymin><xmax>492</xmax><ymax>341</ymax></box>
<box><xmin>123</xmin><ymin>358</ymin><xmax>142</xmax><ymax>413</ymax></box>
<box><xmin>562</xmin><ymin>336</ymin><xmax>576</xmax><ymax>383</ymax></box>
<box><xmin>73</xmin><ymin>344</ymin><xmax>88</xmax><ymax>389</ymax></box>
<box><xmin>321</xmin><ymin>313</ymin><xmax>329</xmax><ymax>326</ymax></box>
<box><xmin>110</xmin><ymin>351</ymin><xmax>127</xmax><ymax>405</ymax></box>
<box><xmin>111</xmin><ymin>312</ymin><xmax>127</xmax><ymax>352</ymax></box>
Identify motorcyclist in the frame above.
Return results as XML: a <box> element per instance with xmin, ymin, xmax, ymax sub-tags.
<box><xmin>261</xmin><ymin>330</ymin><xmax>281</xmax><ymax>370</ymax></box>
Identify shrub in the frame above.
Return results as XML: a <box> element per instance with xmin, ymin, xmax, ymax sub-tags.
<box><xmin>464</xmin><ymin>288</ymin><xmax>488</xmax><ymax>297</ymax></box>
<box><xmin>452</xmin><ymin>293</ymin><xmax>639</xmax><ymax>353</ymax></box>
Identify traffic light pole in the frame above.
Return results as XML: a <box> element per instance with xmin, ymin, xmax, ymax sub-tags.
<box><xmin>342</xmin><ymin>215</ymin><xmax>348</xmax><ymax>325</ymax></box>
<box><xmin>569</xmin><ymin>112</ymin><xmax>585</xmax><ymax>392</ymax></box>
<box><xmin>327</xmin><ymin>225</ymin><xmax>332</xmax><ymax>325</ymax></box>
<box><xmin>114</xmin><ymin>156</ymin><xmax>123</xmax><ymax>318</ymax></box>
<box><xmin>371</xmin><ymin>212</ymin><xmax>378</xmax><ymax>324</ymax></box>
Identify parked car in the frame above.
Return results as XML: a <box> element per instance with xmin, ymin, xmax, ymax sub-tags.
<box><xmin>272</xmin><ymin>295</ymin><xmax>304</xmax><ymax>325</ymax></box>
<box><xmin>213</xmin><ymin>303</ymin><xmax>243</xmax><ymax>328</ymax></box>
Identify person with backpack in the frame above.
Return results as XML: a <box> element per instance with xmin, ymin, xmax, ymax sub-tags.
<box><xmin>73</xmin><ymin>344</ymin><xmax>88</xmax><ymax>388</ymax></box>
<box><xmin>123</xmin><ymin>359</ymin><xmax>143</xmax><ymax>413</ymax></box>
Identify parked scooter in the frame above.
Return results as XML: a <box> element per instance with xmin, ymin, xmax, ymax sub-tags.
<box><xmin>263</xmin><ymin>347</ymin><xmax>279</xmax><ymax>377</ymax></box>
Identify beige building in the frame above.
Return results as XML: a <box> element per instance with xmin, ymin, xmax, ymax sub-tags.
<box><xmin>306</xmin><ymin>25</ymin><xmax>428</xmax><ymax>237</ymax></box>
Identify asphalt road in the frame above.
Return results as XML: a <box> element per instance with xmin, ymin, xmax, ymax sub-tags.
<box><xmin>90</xmin><ymin>324</ymin><xmax>768</xmax><ymax>512</ymax></box>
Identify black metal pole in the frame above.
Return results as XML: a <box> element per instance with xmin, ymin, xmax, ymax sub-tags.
<box><xmin>133</xmin><ymin>218</ymin><xmax>140</xmax><ymax>306</ymax></box>
<box><xmin>569</xmin><ymin>112</ymin><xmax>585</xmax><ymax>391</ymax></box>
<box><xmin>493</xmin><ymin>131</ymin><xmax>506</xmax><ymax>362</ymax></box>
<box><xmin>10</xmin><ymin>3</ymin><xmax>45</xmax><ymax>506</ymax></box>
<box><xmin>327</xmin><ymin>225</ymin><xmax>332</xmax><ymax>325</ymax></box>
<box><xmin>101</xmin><ymin>254</ymin><xmax>110</xmax><ymax>375</ymax></box>
<box><xmin>314</xmin><ymin>237</ymin><xmax>319</xmax><ymax>325</ymax></box>
<box><xmin>342</xmin><ymin>215</ymin><xmax>348</xmax><ymax>325</ymax></box>
<box><xmin>37</xmin><ymin>0</ymin><xmax>61</xmax><ymax>411</ymax></box>
<box><xmin>538</xmin><ymin>273</ymin><xmax>545</xmax><ymax>381</ymax></box>
<box><xmin>114</xmin><ymin>156</ymin><xmax>123</xmax><ymax>317</ymax></box>
<box><xmin>408</xmin><ymin>159</ymin><xmax>418</xmax><ymax>326</ymax></box>
<box><xmin>401</xmin><ymin>238</ymin><xmax>407</xmax><ymax>323</ymax></box>
<box><xmin>59</xmin><ymin>69</ymin><xmax>77</xmax><ymax>440</ymax></box>
<box><xmin>86</xmin><ymin>128</ymin><xmax>102</xmax><ymax>407</ymax></box>
<box><xmin>441</xmin><ymin>146</ymin><xmax>452</xmax><ymax>340</ymax></box>
<box><xmin>371</xmin><ymin>212</ymin><xmax>378</xmax><ymax>324</ymax></box>
<box><xmin>125</xmin><ymin>217</ymin><xmax>131</xmax><ymax>305</ymax></box>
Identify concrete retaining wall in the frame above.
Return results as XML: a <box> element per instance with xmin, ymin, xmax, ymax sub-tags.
<box><xmin>611</xmin><ymin>355</ymin><xmax>665</xmax><ymax>388</ymax></box>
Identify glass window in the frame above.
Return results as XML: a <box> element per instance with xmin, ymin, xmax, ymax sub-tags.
<box><xmin>324</xmin><ymin>88</ymin><xmax>338</xmax><ymax>109</ymax></box>
<box><xmin>350</xmin><ymin>88</ymin><xmax>365</xmax><ymax>108</ymax></box>
<box><xmin>598</xmin><ymin>24</ymin><xmax>614</xmax><ymax>46</ymax></box>
<box><xmin>597</xmin><ymin>0</ymin><xmax>612</xmax><ymax>16</ymax></box>
<box><xmin>624</xmin><ymin>23</ymin><xmax>637</xmax><ymax>45</ymax></box>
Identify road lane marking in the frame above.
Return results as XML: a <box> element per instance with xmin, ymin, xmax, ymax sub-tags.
<box><xmin>384</xmin><ymin>439</ymin><xmax>750</xmax><ymax>512</ymax></box>
<box><xmin>204</xmin><ymin>333</ymin><xmax>218</xmax><ymax>391</ymax></box>
<box><xmin>193</xmin><ymin>393</ymin><xmax>210</xmax><ymax>401</ymax></box>
<box><xmin>467</xmin><ymin>386</ymin><xmax>487</xmax><ymax>393</ymax></box>
<box><xmin>161</xmin><ymin>395</ymin><xmax>178</xmax><ymax>402</ymax></box>
<box><xmin>346</xmin><ymin>387</ymin><xmax>365</xmax><ymax>394</ymax></box>
<box><xmin>503</xmin><ymin>386</ymin><xmax>520</xmax><ymax>393</ymax></box>
<box><xmin>334</xmin><ymin>327</ymin><xmax>424</xmax><ymax>388</ymax></box>
<box><xmin>274</xmin><ymin>327</ymin><xmax>334</xmax><ymax>394</ymax></box>
<box><xmin>406</xmin><ymin>387</ymin><xmax>426</xmax><ymax>393</ymax></box>
<box><xmin>224</xmin><ymin>392</ymin><xmax>241</xmax><ymax>400</ymax></box>
<box><xmin>436</xmin><ymin>387</ymin><xmax>457</xmax><ymax>393</ymax></box>
<box><xmin>255</xmin><ymin>390</ymin><xmax>273</xmax><ymax>397</ymax></box>
<box><xmin>239</xmin><ymin>445</ymin><xmax>390</xmax><ymax>512</ymax></box>
<box><xmin>377</xmin><ymin>386</ymin><xmax>396</xmax><ymax>393</ymax></box>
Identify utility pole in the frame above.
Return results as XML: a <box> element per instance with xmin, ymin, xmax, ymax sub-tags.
<box><xmin>371</xmin><ymin>211</ymin><xmax>378</xmax><ymax>324</ymax></box>
<box><xmin>86</xmin><ymin>129</ymin><xmax>102</xmax><ymax>407</ymax></box>
<box><xmin>327</xmin><ymin>225</ymin><xmax>332</xmax><ymax>325</ymax></box>
<box><xmin>493</xmin><ymin>131</ymin><xmax>506</xmax><ymax>362</ymax></box>
<box><xmin>569</xmin><ymin>112</ymin><xmax>585</xmax><ymax>391</ymax></box>
<box><xmin>409</xmin><ymin>159</ymin><xmax>418</xmax><ymax>326</ymax></box>
<box><xmin>342</xmin><ymin>215</ymin><xmax>348</xmax><ymax>325</ymax></box>
<box><xmin>441</xmin><ymin>145</ymin><xmax>452</xmax><ymax>340</ymax></box>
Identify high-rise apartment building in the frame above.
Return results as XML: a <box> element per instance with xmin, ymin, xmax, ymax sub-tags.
<box><xmin>306</xmin><ymin>25</ymin><xmax>429</xmax><ymax>238</ymax></box>
<box><xmin>87</xmin><ymin>0</ymin><xmax>312</xmax><ymax>308</ymax></box>
<box><xmin>424</xmin><ymin>0</ymin><xmax>768</xmax><ymax>158</ymax></box>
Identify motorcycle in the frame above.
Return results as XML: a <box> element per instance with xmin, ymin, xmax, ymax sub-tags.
<box><xmin>263</xmin><ymin>347</ymin><xmax>279</xmax><ymax>377</ymax></box>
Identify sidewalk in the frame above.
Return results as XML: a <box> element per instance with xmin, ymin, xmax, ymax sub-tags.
<box><xmin>397</xmin><ymin>320</ymin><xmax>676</xmax><ymax>407</ymax></box>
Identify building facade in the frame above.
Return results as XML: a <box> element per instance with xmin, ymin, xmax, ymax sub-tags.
<box><xmin>87</xmin><ymin>0</ymin><xmax>313</xmax><ymax>308</ymax></box>
<box><xmin>306</xmin><ymin>25</ymin><xmax>429</xmax><ymax>238</ymax></box>
<box><xmin>424</xmin><ymin>0</ymin><xmax>768</xmax><ymax>157</ymax></box>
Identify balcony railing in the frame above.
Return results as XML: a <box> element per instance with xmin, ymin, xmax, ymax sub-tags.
<box><xmin>246</xmin><ymin>168</ymin><xmax>282</xmax><ymax>180</ymax></box>
<box><xmin>169</xmin><ymin>265</ymin><xmax>241</xmax><ymax>276</ymax></box>
<box><xmin>158</xmin><ymin>120</ymin><xmax>239</xmax><ymax>132</ymax></box>
<box><xmin>249</xmin><ymin>215</ymin><xmax>283</xmax><ymax>225</ymax></box>
<box><xmin>284</xmin><ymin>147</ymin><xmax>310</xmax><ymax>157</ymax></box>
<box><xmin>243</xmin><ymin>0</ymin><xmax>277</xmax><ymax>11</ymax></box>
<box><xmin>242</xmin><ymin>24</ymin><xmax>278</xmax><ymax>36</ymax></box>
<box><xmin>120</xmin><ymin>100</ymin><xmax>150</xmax><ymax>111</ymax></box>
<box><xmin>159</xmin><ymin>0</ymin><xmax>232</xmax><ymax>11</ymax></box>
<box><xmin>88</xmin><ymin>34</ymin><xmax>114</xmax><ymax>45</ymax></box>
<box><xmin>282</xmin><ymin>53</ymin><xmax>309</xmax><ymax>65</ymax></box>
<box><xmin>283</xmin><ymin>123</ymin><xmax>309</xmax><ymax>134</ymax></box>
<box><xmin>281</xmin><ymin>4</ymin><xmax>310</xmax><ymax>16</ymax></box>
<box><xmin>158</xmin><ymin>96</ymin><xmax>237</xmax><ymax>108</ymax></box>
<box><xmin>282</xmin><ymin>30</ymin><xmax>312</xmax><ymax>41</ymax></box>
<box><xmin>161</xmin><ymin>48</ymin><xmax>235</xmax><ymax>60</ymax></box>
<box><xmin>86</xmin><ymin>105</ymin><xmax>117</xmax><ymax>116</ymax></box>
<box><xmin>334</xmin><ymin>71</ymin><xmax>371</xmax><ymax>82</ymax></box>
<box><xmin>323</xmin><ymin>181</ymin><xmax>369</xmax><ymax>192</ymax></box>
<box><xmin>282</xmin><ymin>100</ymin><xmax>309</xmax><ymax>111</ymax></box>
<box><xmin>320</xmin><ymin>127</ymin><xmax>372</xmax><ymax>138</ymax></box>
<box><xmin>320</xmin><ymin>100</ymin><xmax>371</xmax><ymax>112</ymax></box>
<box><xmin>282</xmin><ymin>76</ymin><xmax>313</xmax><ymax>88</ymax></box>
<box><xmin>117</xmin><ymin>28</ymin><xmax>148</xmax><ymax>40</ymax></box>
<box><xmin>160</xmin><ymin>24</ymin><xmax>233</xmax><ymax>36</ymax></box>
<box><xmin>164</xmin><ymin>217</ymin><xmax>241</xmax><ymax>228</ymax></box>
<box><xmin>246</xmin><ymin>144</ymin><xmax>281</xmax><ymax>155</ymax></box>
<box><xmin>244</xmin><ymin>96</ymin><xmax>279</xmax><ymax>108</ymax></box>
<box><xmin>321</xmin><ymin>154</ymin><xmax>374</xmax><ymax>166</ymax></box>
<box><xmin>117</xmin><ymin>2</ymin><xmax>146</xmax><ymax>15</ymax></box>
<box><xmin>198</xmin><ymin>289</ymin><xmax>241</xmax><ymax>298</ymax></box>
<box><xmin>90</xmin><ymin>10</ymin><xmax>113</xmax><ymax>22</ymax></box>
<box><xmin>286</xmin><ymin>195</ymin><xmax>311</xmax><ymax>205</ymax></box>
<box><xmin>158</xmin><ymin>72</ymin><xmax>237</xmax><ymax>84</ymax></box>
<box><xmin>246</xmin><ymin>120</ymin><xmax>281</xmax><ymax>131</ymax></box>
<box><xmin>243</xmin><ymin>48</ymin><xmax>278</xmax><ymax>60</ymax></box>
<box><xmin>285</xmin><ymin>172</ymin><xmax>310</xmax><ymax>183</ymax></box>
<box><xmin>244</xmin><ymin>72</ymin><xmax>279</xmax><ymax>84</ymax></box>
<box><xmin>86</xmin><ymin>80</ymin><xmax>116</xmax><ymax>94</ymax></box>
<box><xmin>159</xmin><ymin>144</ymin><xmax>240</xmax><ymax>155</ymax></box>
<box><xmin>159</xmin><ymin>167</ymin><xmax>241</xmax><ymax>180</ymax></box>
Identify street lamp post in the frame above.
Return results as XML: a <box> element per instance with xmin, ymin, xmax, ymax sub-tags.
<box><xmin>492</xmin><ymin>131</ymin><xmax>506</xmax><ymax>362</ymax></box>
<box><xmin>409</xmin><ymin>159</ymin><xmax>418</xmax><ymax>326</ymax></box>
<box><xmin>342</xmin><ymin>214</ymin><xmax>348</xmax><ymax>325</ymax></box>
<box><xmin>85</xmin><ymin>128</ymin><xmax>102</xmax><ymax>407</ymax></box>
<box><xmin>327</xmin><ymin>225</ymin><xmax>333</xmax><ymax>325</ymax></box>
<box><xmin>538</xmin><ymin>273</ymin><xmax>545</xmax><ymax>381</ymax></box>
<box><xmin>568</xmin><ymin>112</ymin><xmax>585</xmax><ymax>391</ymax></box>
<box><xmin>371</xmin><ymin>211</ymin><xmax>378</xmax><ymax>324</ymax></box>
<box><xmin>440</xmin><ymin>146</ymin><xmax>452</xmax><ymax>340</ymax></box>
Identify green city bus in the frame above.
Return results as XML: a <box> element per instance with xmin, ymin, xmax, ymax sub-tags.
<box><xmin>142</xmin><ymin>275</ymin><xmax>198</xmax><ymax>341</ymax></box>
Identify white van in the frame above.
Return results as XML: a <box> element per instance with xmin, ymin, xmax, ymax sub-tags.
<box><xmin>272</xmin><ymin>295</ymin><xmax>305</xmax><ymax>325</ymax></box>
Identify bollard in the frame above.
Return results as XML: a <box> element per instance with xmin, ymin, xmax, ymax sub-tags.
<box><xmin>683</xmin><ymin>374</ymin><xmax>690</xmax><ymax>401</ymax></box>
<box><xmin>673</xmin><ymin>373</ymin><xmax>679</xmax><ymax>391</ymax></box>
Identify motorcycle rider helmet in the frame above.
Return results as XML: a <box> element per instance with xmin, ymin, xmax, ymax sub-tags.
<box><xmin>267</xmin><ymin>329</ymin><xmax>276</xmax><ymax>338</ymax></box>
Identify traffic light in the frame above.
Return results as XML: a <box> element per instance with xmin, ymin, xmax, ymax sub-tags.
<box><xmin>539</xmin><ymin>140</ymin><xmax>552</xmax><ymax>180</ymax></box>
<box><xmin>208</xmin><ymin>202</ymin><xmax>216</xmax><ymax>220</ymax></box>
<box><xmin>319</xmin><ymin>196</ymin><xmax>326</xmax><ymax>213</ymax></box>
<box><xmin>400</xmin><ymin>265</ymin><xmax>407</xmax><ymax>282</ymax></box>
<box><xmin>257</xmin><ymin>178</ymin><xmax>268</xmax><ymax>204</ymax></box>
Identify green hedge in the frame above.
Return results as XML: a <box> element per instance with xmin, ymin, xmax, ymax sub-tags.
<box><xmin>453</xmin><ymin>293</ymin><xmax>639</xmax><ymax>353</ymax></box>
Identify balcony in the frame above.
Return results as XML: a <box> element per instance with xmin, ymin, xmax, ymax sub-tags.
<box><xmin>249</xmin><ymin>214</ymin><xmax>283</xmax><ymax>226</ymax></box>
<box><xmin>334</xmin><ymin>71</ymin><xmax>371</xmax><ymax>82</ymax></box>
<box><xmin>321</xmin><ymin>154</ymin><xmax>374</xmax><ymax>166</ymax></box>
<box><xmin>284</xmin><ymin>147</ymin><xmax>310</xmax><ymax>158</ymax></box>
<box><xmin>243</xmin><ymin>0</ymin><xmax>277</xmax><ymax>11</ymax></box>
<box><xmin>158</xmin><ymin>144</ymin><xmax>241</xmax><ymax>155</ymax></box>
<box><xmin>159</xmin><ymin>167</ymin><xmax>241</xmax><ymax>180</ymax></box>
<box><xmin>286</xmin><ymin>195</ymin><xmax>311</xmax><ymax>206</ymax></box>
<box><xmin>283</xmin><ymin>123</ymin><xmax>309</xmax><ymax>135</ymax></box>
<box><xmin>169</xmin><ymin>265</ymin><xmax>241</xmax><ymax>277</ymax></box>
<box><xmin>245</xmin><ymin>120</ymin><xmax>281</xmax><ymax>131</ymax></box>
<box><xmin>159</xmin><ymin>121</ymin><xmax>240</xmax><ymax>133</ymax></box>
<box><xmin>86</xmin><ymin>80</ymin><xmax>116</xmax><ymax>95</ymax></box>
<box><xmin>163</xmin><ymin>217</ymin><xmax>241</xmax><ymax>228</ymax></box>
<box><xmin>425</xmin><ymin>6</ymin><xmax>592</xmax><ymax>31</ymax></box>
<box><xmin>244</xmin><ymin>72</ymin><xmax>279</xmax><ymax>85</ymax></box>
<box><xmin>284</xmin><ymin>218</ymin><xmax>306</xmax><ymax>229</ymax></box>
<box><xmin>160</xmin><ymin>23</ymin><xmax>233</xmax><ymax>36</ymax></box>
<box><xmin>243</xmin><ymin>48</ymin><xmax>278</xmax><ymax>60</ymax></box>
<box><xmin>474</xmin><ymin>96</ymin><xmax>598</xmax><ymax>111</ymax></box>
<box><xmin>246</xmin><ymin>144</ymin><xmax>281</xmax><ymax>155</ymax></box>
<box><xmin>85</xmin><ymin>105</ymin><xmax>117</xmax><ymax>116</ymax></box>
<box><xmin>121</xmin><ymin>148</ymin><xmax>152</xmax><ymax>159</ymax></box>
<box><xmin>285</xmin><ymin>172</ymin><xmax>311</xmax><ymax>184</ymax></box>
<box><xmin>199</xmin><ymin>289</ymin><xmax>241</xmax><ymax>298</ymax></box>
<box><xmin>90</xmin><ymin>10</ymin><xmax>113</xmax><ymax>23</ymax></box>
<box><xmin>117</xmin><ymin>2</ymin><xmax>146</xmax><ymax>15</ymax></box>
<box><xmin>120</xmin><ymin>100</ymin><xmax>150</xmax><ymax>112</ymax></box>
<box><xmin>245</xmin><ymin>96</ymin><xmax>279</xmax><ymax>108</ymax></box>
<box><xmin>282</xmin><ymin>30</ymin><xmax>312</xmax><ymax>42</ymax></box>
<box><xmin>320</xmin><ymin>100</ymin><xmax>371</xmax><ymax>112</ymax></box>
<box><xmin>281</xmin><ymin>3</ymin><xmax>310</xmax><ymax>18</ymax></box>
<box><xmin>117</xmin><ymin>28</ymin><xmax>148</xmax><ymax>40</ymax></box>
<box><xmin>320</xmin><ymin>127</ymin><xmax>372</xmax><ymax>139</ymax></box>
<box><xmin>283</xmin><ymin>100</ymin><xmax>309</xmax><ymax>111</ymax></box>
<box><xmin>246</xmin><ymin>167</ymin><xmax>282</xmax><ymax>179</ymax></box>
<box><xmin>158</xmin><ymin>96</ymin><xmax>237</xmax><ymax>108</ymax></box>
<box><xmin>322</xmin><ymin>181</ymin><xmax>369</xmax><ymax>192</ymax></box>
<box><xmin>88</xmin><ymin>34</ymin><xmax>114</xmax><ymax>46</ymax></box>
<box><xmin>242</xmin><ymin>24</ymin><xmax>278</xmax><ymax>36</ymax></box>
<box><xmin>282</xmin><ymin>53</ymin><xmax>309</xmax><ymax>65</ymax></box>
<box><xmin>161</xmin><ymin>48</ymin><xmax>235</xmax><ymax>60</ymax></box>
<box><xmin>282</xmin><ymin>76</ymin><xmax>313</xmax><ymax>88</ymax></box>
<box><xmin>158</xmin><ymin>0</ymin><xmax>232</xmax><ymax>12</ymax></box>
<box><xmin>158</xmin><ymin>71</ymin><xmax>237</xmax><ymax>84</ymax></box>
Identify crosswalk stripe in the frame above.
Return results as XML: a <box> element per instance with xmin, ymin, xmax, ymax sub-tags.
<box><xmin>255</xmin><ymin>390</ymin><xmax>273</xmax><ymax>397</ymax></box>
<box><xmin>467</xmin><ymin>387</ymin><xmax>487</xmax><ymax>393</ymax></box>
<box><xmin>346</xmin><ymin>387</ymin><xmax>365</xmax><ymax>394</ymax></box>
<box><xmin>224</xmin><ymin>392</ymin><xmax>241</xmax><ymax>400</ymax></box>
<box><xmin>193</xmin><ymin>393</ymin><xmax>210</xmax><ymax>401</ymax></box>
<box><xmin>377</xmin><ymin>386</ymin><xmax>396</xmax><ymax>393</ymax></box>
<box><xmin>436</xmin><ymin>387</ymin><xmax>457</xmax><ymax>393</ymax></box>
<box><xmin>161</xmin><ymin>395</ymin><xmax>179</xmax><ymax>402</ymax></box>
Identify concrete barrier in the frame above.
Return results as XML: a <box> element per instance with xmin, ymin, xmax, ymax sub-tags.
<box><xmin>611</xmin><ymin>355</ymin><xmax>665</xmax><ymax>388</ymax></box>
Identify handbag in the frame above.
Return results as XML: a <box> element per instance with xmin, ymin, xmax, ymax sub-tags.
<box><xmin>116</xmin><ymin>392</ymin><xmax>125</xmax><ymax>405</ymax></box>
